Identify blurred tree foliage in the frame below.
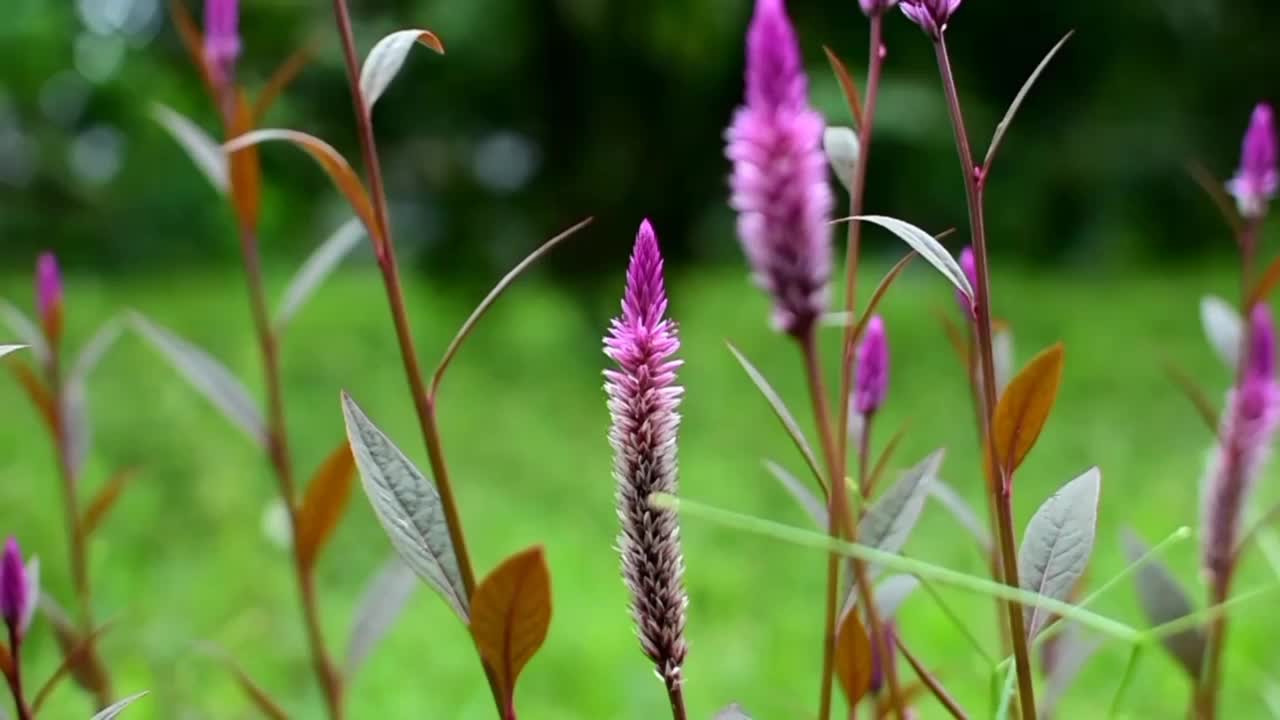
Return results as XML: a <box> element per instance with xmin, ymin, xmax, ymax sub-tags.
<box><xmin>0</xmin><ymin>0</ymin><xmax>1278</xmax><ymax>283</ymax></box>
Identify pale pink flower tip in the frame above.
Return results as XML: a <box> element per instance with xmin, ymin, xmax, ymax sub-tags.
<box><xmin>855</xmin><ymin>315</ymin><xmax>890</xmax><ymax>415</ymax></box>
<box><xmin>36</xmin><ymin>252</ymin><xmax>62</xmax><ymax>322</ymax></box>
<box><xmin>900</xmin><ymin>0</ymin><xmax>963</xmax><ymax>39</ymax></box>
<box><xmin>1228</xmin><ymin>103</ymin><xmax>1278</xmax><ymax>220</ymax></box>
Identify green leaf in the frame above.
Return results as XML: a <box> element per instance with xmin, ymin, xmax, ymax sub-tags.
<box><xmin>360</xmin><ymin>29</ymin><xmax>445</xmax><ymax>112</ymax></box>
<box><xmin>89</xmin><ymin>691</ymin><xmax>148</xmax><ymax>720</ymax></box>
<box><xmin>859</xmin><ymin>450</ymin><xmax>944</xmax><ymax>560</ymax></box>
<box><xmin>849</xmin><ymin>215</ymin><xmax>973</xmax><ymax>302</ymax></box>
<box><xmin>345</xmin><ymin>556</ymin><xmax>418</xmax><ymax>677</ymax></box>
<box><xmin>275</xmin><ymin>218</ymin><xmax>365</xmax><ymax>331</ymax></box>
<box><xmin>1200</xmin><ymin>295</ymin><xmax>1242</xmax><ymax>370</ymax></box>
<box><xmin>1122</xmin><ymin>529</ymin><xmax>1205</xmax><ymax>679</ymax></box>
<box><xmin>0</xmin><ymin>344</ymin><xmax>25</xmax><ymax>359</ymax></box>
<box><xmin>1018</xmin><ymin>467</ymin><xmax>1101</xmax><ymax>639</ymax></box>
<box><xmin>764</xmin><ymin>459</ymin><xmax>826</xmax><ymax>529</ymax></box>
<box><xmin>728</xmin><ymin>342</ymin><xmax>824</xmax><ymax>489</ymax></box>
<box><xmin>151</xmin><ymin>103</ymin><xmax>228</xmax><ymax>193</ymax></box>
<box><xmin>982</xmin><ymin>31</ymin><xmax>1073</xmax><ymax>173</ymax></box>
<box><xmin>340</xmin><ymin>392</ymin><xmax>469</xmax><ymax>621</ymax></box>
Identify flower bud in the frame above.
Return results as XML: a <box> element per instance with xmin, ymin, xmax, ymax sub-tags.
<box><xmin>900</xmin><ymin>0</ymin><xmax>963</xmax><ymax>39</ymax></box>
<box><xmin>35</xmin><ymin>252</ymin><xmax>63</xmax><ymax>345</ymax></box>
<box><xmin>0</xmin><ymin>538</ymin><xmax>37</xmax><ymax>640</ymax></box>
<box><xmin>855</xmin><ymin>315</ymin><xmax>890</xmax><ymax>416</ymax></box>
<box><xmin>1227</xmin><ymin>103</ymin><xmax>1278</xmax><ymax>220</ymax></box>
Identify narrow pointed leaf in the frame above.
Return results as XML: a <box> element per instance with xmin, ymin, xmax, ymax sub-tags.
<box><xmin>1122</xmin><ymin>529</ymin><xmax>1205</xmax><ymax>679</ymax></box>
<box><xmin>130</xmin><ymin>313</ymin><xmax>266</xmax><ymax>446</ymax></box>
<box><xmin>470</xmin><ymin>546</ymin><xmax>553</xmax><ymax>711</ymax></box>
<box><xmin>875</xmin><ymin>575</ymin><xmax>920</xmax><ymax>619</ymax></box>
<box><xmin>295</xmin><ymin>442</ymin><xmax>357</xmax><ymax>570</ymax></box>
<box><xmin>1251</xmin><ymin>256</ymin><xmax>1280</xmax><ymax>308</ymax></box>
<box><xmin>993</xmin><ymin>327</ymin><xmax>1015</xmax><ymax>395</ymax></box>
<box><xmin>89</xmin><ymin>692</ymin><xmax>148</xmax><ymax>720</ymax></box>
<box><xmin>860</xmin><ymin>450</ymin><xmax>944</xmax><ymax>558</ymax></box>
<box><xmin>982</xmin><ymin>31</ymin><xmax>1073</xmax><ymax>172</ymax></box>
<box><xmin>0</xmin><ymin>640</ymin><xmax>9</xmax><ymax>677</ymax></box>
<box><xmin>764</xmin><ymin>460</ymin><xmax>826</xmax><ymax>529</ymax></box>
<box><xmin>929</xmin><ymin>479</ymin><xmax>992</xmax><ymax>553</ymax></box>
<box><xmin>341</xmin><ymin>392</ymin><xmax>468</xmax><ymax>620</ymax></box>
<box><xmin>82</xmin><ymin>468</ymin><xmax>139</xmax><ymax>537</ymax></box>
<box><xmin>824</xmin><ymin>126</ymin><xmax>860</xmax><ymax>194</ymax></box>
<box><xmin>0</xmin><ymin>301</ymin><xmax>47</xmax><ymax>365</ymax></box>
<box><xmin>849</xmin><ymin>252</ymin><xmax>917</xmax><ymax>349</ymax></box>
<box><xmin>991</xmin><ymin>343</ymin><xmax>1065</xmax><ymax>480</ymax></box>
<box><xmin>865</xmin><ymin>420</ymin><xmax>909</xmax><ymax>498</ymax></box>
<box><xmin>275</xmin><ymin>218</ymin><xmax>365</xmax><ymax>330</ymax></box>
<box><xmin>0</xmin><ymin>344</ymin><xmax>25</xmax><ymax>359</ymax></box>
<box><xmin>834</xmin><ymin>608</ymin><xmax>874</xmax><ymax>706</ymax></box>
<box><xmin>822</xmin><ymin>45</ymin><xmax>863</xmax><ymax>129</ymax></box>
<box><xmin>252</xmin><ymin>41</ymin><xmax>314</xmax><ymax>123</ymax></box>
<box><xmin>151</xmin><ymin>104</ymin><xmax>228</xmax><ymax>193</ymax></box>
<box><xmin>715</xmin><ymin>704</ymin><xmax>753</xmax><ymax>720</ymax></box>
<box><xmin>850</xmin><ymin>215</ymin><xmax>973</xmax><ymax>301</ymax></box>
<box><xmin>937</xmin><ymin>311</ymin><xmax>970</xmax><ymax>369</ymax></box>
<box><xmin>345</xmin><ymin>556</ymin><xmax>418</xmax><ymax>677</ymax></box>
<box><xmin>8</xmin><ymin>360</ymin><xmax>57</xmax><ymax>434</ymax></box>
<box><xmin>65</xmin><ymin>319</ymin><xmax>123</xmax><ymax>476</ymax></box>
<box><xmin>1163</xmin><ymin>359</ymin><xmax>1219</xmax><ymax>433</ymax></box>
<box><xmin>167</xmin><ymin>0</ymin><xmax>217</xmax><ymax>95</ymax></box>
<box><xmin>202</xmin><ymin>647</ymin><xmax>289</xmax><ymax>720</ymax></box>
<box><xmin>40</xmin><ymin>594</ymin><xmax>110</xmax><ymax>698</ymax></box>
<box><xmin>224</xmin><ymin>130</ymin><xmax>381</xmax><ymax>245</ymax></box>
<box><xmin>1018</xmin><ymin>467</ymin><xmax>1101</xmax><ymax>639</ymax></box>
<box><xmin>32</xmin><ymin>621</ymin><xmax>114</xmax><ymax>712</ymax></box>
<box><xmin>1200</xmin><ymin>295</ymin><xmax>1242</xmax><ymax>369</ymax></box>
<box><xmin>227</xmin><ymin>93</ymin><xmax>262</xmax><ymax>231</ymax></box>
<box><xmin>1188</xmin><ymin>161</ymin><xmax>1245</xmax><ymax>236</ymax></box>
<box><xmin>360</xmin><ymin>29</ymin><xmax>445</xmax><ymax>111</ymax></box>
<box><xmin>728</xmin><ymin>342</ymin><xmax>824</xmax><ymax>491</ymax></box>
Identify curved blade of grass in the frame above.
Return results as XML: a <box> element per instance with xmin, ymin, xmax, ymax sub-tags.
<box><xmin>430</xmin><ymin>217</ymin><xmax>592</xmax><ymax>398</ymax></box>
<box><xmin>653</xmin><ymin>494</ymin><xmax>1140</xmax><ymax>642</ymax></box>
<box><xmin>982</xmin><ymin>31</ymin><xmax>1073</xmax><ymax>173</ymax></box>
<box><xmin>727</xmin><ymin>342</ymin><xmax>825</xmax><ymax>492</ymax></box>
<box><xmin>1107</xmin><ymin>646</ymin><xmax>1143</xmax><ymax>719</ymax></box>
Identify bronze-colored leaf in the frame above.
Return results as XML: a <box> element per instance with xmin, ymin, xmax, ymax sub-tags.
<box><xmin>226</xmin><ymin>93</ymin><xmax>262</xmax><ymax>232</ymax></box>
<box><xmin>0</xmin><ymin>641</ymin><xmax>11</xmax><ymax>677</ymax></box>
<box><xmin>470</xmin><ymin>546</ymin><xmax>553</xmax><ymax>713</ymax></box>
<box><xmin>82</xmin><ymin>468</ymin><xmax>140</xmax><ymax>537</ymax></box>
<box><xmin>8</xmin><ymin>359</ymin><xmax>57</xmax><ymax>434</ymax></box>
<box><xmin>822</xmin><ymin>45</ymin><xmax>863</xmax><ymax>130</ymax></box>
<box><xmin>32</xmin><ymin>622</ymin><xmax>114</xmax><ymax>713</ymax></box>
<box><xmin>991</xmin><ymin>343</ymin><xmax>1065</xmax><ymax>483</ymax></box>
<box><xmin>224</xmin><ymin>129</ymin><xmax>382</xmax><ymax>250</ymax></box>
<box><xmin>167</xmin><ymin>0</ymin><xmax>218</xmax><ymax>98</ymax></box>
<box><xmin>1250</xmin><ymin>255</ymin><xmax>1280</xmax><ymax>308</ymax></box>
<box><xmin>936</xmin><ymin>311</ymin><xmax>970</xmax><ymax>371</ymax></box>
<box><xmin>43</xmin><ymin>598</ymin><xmax>111</xmax><ymax>700</ymax></box>
<box><xmin>834</xmin><ymin>608</ymin><xmax>874</xmax><ymax>707</ymax></box>
<box><xmin>252</xmin><ymin>40</ymin><xmax>316</xmax><ymax>123</ymax></box>
<box><xmin>294</xmin><ymin>442</ymin><xmax>357</xmax><ymax>570</ymax></box>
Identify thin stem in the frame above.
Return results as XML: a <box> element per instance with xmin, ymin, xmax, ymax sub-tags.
<box><xmin>933</xmin><ymin>35</ymin><xmax>1037</xmax><ymax>720</ymax></box>
<box><xmin>6</xmin><ymin>630</ymin><xmax>31</xmax><ymax>720</ymax></box>
<box><xmin>857</xmin><ymin>416</ymin><xmax>905</xmax><ymax>718</ymax></box>
<box><xmin>897</xmin><ymin>635</ymin><xmax>969</xmax><ymax>720</ymax></box>
<box><xmin>967</xmin><ymin>330</ymin><xmax>1011</xmax><ymax>655</ymax></box>
<box><xmin>328</xmin><ymin>0</ymin><xmax>500</xmax><ymax>708</ymax></box>
<box><xmin>665</xmin><ymin>680</ymin><xmax>689</xmax><ymax>720</ymax></box>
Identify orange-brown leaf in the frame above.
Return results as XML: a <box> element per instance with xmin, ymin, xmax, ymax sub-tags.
<box><xmin>47</xmin><ymin>610</ymin><xmax>111</xmax><ymax>699</ymax></box>
<box><xmin>226</xmin><ymin>92</ymin><xmax>261</xmax><ymax>231</ymax></box>
<box><xmin>294</xmin><ymin>442</ymin><xmax>357</xmax><ymax>570</ymax></box>
<box><xmin>82</xmin><ymin>467</ymin><xmax>140</xmax><ymax>537</ymax></box>
<box><xmin>823</xmin><ymin>45</ymin><xmax>863</xmax><ymax>130</ymax></box>
<box><xmin>252</xmin><ymin>40</ymin><xmax>317</xmax><ymax>124</ymax></box>
<box><xmin>1249</xmin><ymin>255</ymin><xmax>1280</xmax><ymax>308</ymax></box>
<box><xmin>834</xmin><ymin>609</ymin><xmax>874</xmax><ymax>706</ymax></box>
<box><xmin>8</xmin><ymin>360</ymin><xmax>57</xmax><ymax>434</ymax></box>
<box><xmin>991</xmin><ymin>343</ymin><xmax>1065</xmax><ymax>482</ymax></box>
<box><xmin>0</xmin><ymin>641</ymin><xmax>11</xmax><ymax>677</ymax></box>
<box><xmin>31</xmin><ymin>622</ymin><xmax>114</xmax><ymax>713</ymax></box>
<box><xmin>936</xmin><ymin>311</ymin><xmax>970</xmax><ymax>370</ymax></box>
<box><xmin>168</xmin><ymin>0</ymin><xmax>218</xmax><ymax>98</ymax></box>
<box><xmin>470</xmin><ymin>546</ymin><xmax>553</xmax><ymax>712</ymax></box>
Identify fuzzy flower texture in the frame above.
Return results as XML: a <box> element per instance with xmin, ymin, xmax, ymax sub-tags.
<box><xmin>1</xmin><ymin>537</ymin><xmax>38</xmax><ymax>641</ymax></box>
<box><xmin>203</xmin><ymin>0</ymin><xmax>241</xmax><ymax>85</ymax></box>
<box><xmin>1202</xmin><ymin>304</ymin><xmax>1280</xmax><ymax>587</ymax></box>
<box><xmin>604</xmin><ymin>221</ymin><xmax>689</xmax><ymax>689</ymax></box>
<box><xmin>1228</xmin><ymin>103</ymin><xmax>1278</xmax><ymax>220</ymax></box>
<box><xmin>726</xmin><ymin>0</ymin><xmax>833</xmax><ymax>338</ymax></box>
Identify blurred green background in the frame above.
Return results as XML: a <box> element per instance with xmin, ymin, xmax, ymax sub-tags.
<box><xmin>2</xmin><ymin>0</ymin><xmax>1280</xmax><ymax>718</ymax></box>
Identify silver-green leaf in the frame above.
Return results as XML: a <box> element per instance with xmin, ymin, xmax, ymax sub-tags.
<box><xmin>275</xmin><ymin>218</ymin><xmax>365</xmax><ymax>331</ymax></box>
<box><xmin>1018</xmin><ymin>467</ymin><xmax>1101</xmax><ymax>639</ymax></box>
<box><xmin>1122</xmin><ymin>529</ymin><xmax>1205</xmax><ymax>679</ymax></box>
<box><xmin>345</xmin><ymin>555</ymin><xmax>418</xmax><ymax>676</ymax></box>
<box><xmin>130</xmin><ymin>313</ymin><xmax>266</xmax><ymax>446</ymax></box>
<box><xmin>89</xmin><ymin>691</ymin><xmax>148</xmax><ymax>719</ymax></box>
<box><xmin>0</xmin><ymin>301</ymin><xmax>47</xmax><ymax>365</ymax></box>
<box><xmin>859</xmin><ymin>449</ymin><xmax>944</xmax><ymax>560</ymax></box>
<box><xmin>929</xmin><ymin>478</ymin><xmax>993</xmax><ymax>554</ymax></box>
<box><xmin>341</xmin><ymin>392</ymin><xmax>469</xmax><ymax>622</ymax></box>
<box><xmin>151</xmin><ymin>103</ymin><xmax>228</xmax><ymax>193</ymax></box>
<box><xmin>714</xmin><ymin>704</ymin><xmax>752</xmax><ymax>720</ymax></box>
<box><xmin>0</xmin><ymin>344</ymin><xmax>26</xmax><ymax>359</ymax></box>
<box><xmin>853</xmin><ymin>215</ymin><xmax>974</xmax><ymax>301</ymax></box>
<box><xmin>1200</xmin><ymin>295</ymin><xmax>1242</xmax><ymax>370</ymax></box>
<box><xmin>764</xmin><ymin>459</ymin><xmax>826</xmax><ymax>529</ymax></box>
<box><xmin>824</xmin><ymin>126</ymin><xmax>860</xmax><ymax>195</ymax></box>
<box><xmin>64</xmin><ymin>318</ymin><xmax>123</xmax><ymax>476</ymax></box>
<box><xmin>360</xmin><ymin>30</ymin><xmax>444</xmax><ymax>112</ymax></box>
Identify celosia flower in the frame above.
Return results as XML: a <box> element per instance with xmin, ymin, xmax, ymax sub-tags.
<box><xmin>726</xmin><ymin>0</ymin><xmax>833</xmax><ymax>338</ymax></box>
<box><xmin>900</xmin><ymin>0</ymin><xmax>963</xmax><ymax>39</ymax></box>
<box><xmin>1202</xmin><ymin>305</ymin><xmax>1280</xmax><ymax>587</ymax></box>
<box><xmin>860</xmin><ymin>0</ymin><xmax>899</xmax><ymax>16</ymax></box>
<box><xmin>35</xmin><ymin>252</ymin><xmax>62</xmax><ymax>345</ymax></box>
<box><xmin>855</xmin><ymin>315</ymin><xmax>889</xmax><ymax>416</ymax></box>
<box><xmin>204</xmin><ymin>0</ymin><xmax>241</xmax><ymax>86</ymax></box>
<box><xmin>956</xmin><ymin>246</ymin><xmax>977</xmax><ymax>318</ymax></box>
<box><xmin>1</xmin><ymin>537</ymin><xmax>38</xmax><ymax>640</ymax></box>
<box><xmin>1227</xmin><ymin>103</ymin><xmax>1278</xmax><ymax>220</ymax></box>
<box><xmin>604</xmin><ymin>220</ymin><xmax>688</xmax><ymax>690</ymax></box>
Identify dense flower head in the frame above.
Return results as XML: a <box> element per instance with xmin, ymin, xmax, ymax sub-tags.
<box><xmin>0</xmin><ymin>537</ymin><xmax>37</xmax><ymax>640</ymax></box>
<box><xmin>900</xmin><ymin>0</ymin><xmax>963</xmax><ymax>39</ymax></box>
<box><xmin>726</xmin><ymin>0</ymin><xmax>833</xmax><ymax>337</ymax></box>
<box><xmin>1227</xmin><ymin>103</ymin><xmax>1278</xmax><ymax>220</ymax></box>
<box><xmin>203</xmin><ymin>0</ymin><xmax>242</xmax><ymax>86</ymax></box>
<box><xmin>855</xmin><ymin>315</ymin><xmax>890</xmax><ymax>415</ymax></box>
<box><xmin>957</xmin><ymin>246</ymin><xmax>977</xmax><ymax>318</ymax></box>
<box><xmin>604</xmin><ymin>220</ymin><xmax>688</xmax><ymax>688</ymax></box>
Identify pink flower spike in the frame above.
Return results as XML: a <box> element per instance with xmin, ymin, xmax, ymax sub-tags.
<box><xmin>0</xmin><ymin>537</ymin><xmax>36</xmax><ymax>640</ymax></box>
<box><xmin>726</xmin><ymin>0</ymin><xmax>833</xmax><ymax>338</ymax></box>
<box><xmin>1227</xmin><ymin>104</ymin><xmax>1278</xmax><ymax>220</ymax></box>
<box><xmin>203</xmin><ymin>0</ymin><xmax>242</xmax><ymax>86</ymax></box>
<box><xmin>900</xmin><ymin>0</ymin><xmax>963</xmax><ymax>39</ymax></box>
<box><xmin>604</xmin><ymin>220</ymin><xmax>688</xmax><ymax>690</ymax></box>
<box><xmin>35</xmin><ymin>252</ymin><xmax>63</xmax><ymax>345</ymax></box>
<box><xmin>855</xmin><ymin>315</ymin><xmax>890</xmax><ymax>416</ymax></box>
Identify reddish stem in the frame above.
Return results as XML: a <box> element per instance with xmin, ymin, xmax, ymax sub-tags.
<box><xmin>5</xmin><ymin>629</ymin><xmax>32</xmax><ymax>720</ymax></box>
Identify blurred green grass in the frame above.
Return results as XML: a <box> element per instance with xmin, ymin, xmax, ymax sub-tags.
<box><xmin>1</xmin><ymin>261</ymin><xmax>1276</xmax><ymax>719</ymax></box>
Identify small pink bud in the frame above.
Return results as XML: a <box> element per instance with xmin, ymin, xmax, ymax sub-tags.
<box><xmin>1227</xmin><ymin>103</ymin><xmax>1278</xmax><ymax>220</ymax></box>
<box><xmin>0</xmin><ymin>538</ymin><xmax>36</xmax><ymax>640</ymax></box>
<box><xmin>35</xmin><ymin>252</ymin><xmax>63</xmax><ymax>344</ymax></box>
<box><xmin>855</xmin><ymin>315</ymin><xmax>890</xmax><ymax>416</ymax></box>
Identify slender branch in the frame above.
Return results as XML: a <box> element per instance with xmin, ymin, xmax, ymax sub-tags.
<box><xmin>5</xmin><ymin>630</ymin><xmax>31</xmax><ymax>720</ymax></box>
<box><xmin>896</xmin><ymin>636</ymin><xmax>969</xmax><ymax>720</ymax></box>
<box><xmin>933</xmin><ymin>35</ymin><xmax>1037</xmax><ymax>720</ymax></box>
<box><xmin>856</xmin><ymin>416</ymin><xmax>905</xmax><ymax>718</ymax></box>
<box><xmin>665</xmin><ymin>680</ymin><xmax>688</xmax><ymax>720</ymax></box>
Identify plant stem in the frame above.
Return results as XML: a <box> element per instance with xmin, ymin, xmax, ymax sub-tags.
<box><xmin>966</xmin><ymin>331</ymin><xmax>1010</xmax><ymax>655</ymax></box>
<box><xmin>6</xmin><ymin>629</ymin><xmax>31</xmax><ymax>720</ymax></box>
<box><xmin>933</xmin><ymin>35</ymin><xmax>1037</xmax><ymax>720</ymax></box>
<box><xmin>665</xmin><ymin>680</ymin><xmax>689</xmax><ymax>720</ymax></box>
<box><xmin>328</xmin><ymin>0</ymin><xmax>501</xmax><ymax>709</ymax></box>
<box><xmin>896</xmin><ymin>635</ymin><xmax>969</xmax><ymax>720</ymax></box>
<box><xmin>856</xmin><ymin>416</ymin><xmax>905</xmax><ymax>718</ymax></box>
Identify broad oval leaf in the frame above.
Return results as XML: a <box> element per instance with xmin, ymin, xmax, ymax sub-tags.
<box><xmin>859</xmin><ymin>450</ymin><xmax>944</xmax><ymax>559</ymax></box>
<box><xmin>1122</xmin><ymin>529</ymin><xmax>1205</xmax><ymax>679</ymax></box>
<box><xmin>130</xmin><ymin>313</ymin><xmax>266</xmax><ymax>446</ymax></box>
<box><xmin>470</xmin><ymin>546</ymin><xmax>552</xmax><ymax>712</ymax></box>
<box><xmin>360</xmin><ymin>29</ymin><xmax>445</xmax><ymax>111</ymax></box>
<box><xmin>345</xmin><ymin>556</ymin><xmax>418</xmax><ymax>677</ymax></box>
<box><xmin>833</xmin><ymin>608</ymin><xmax>873</xmax><ymax>706</ymax></box>
<box><xmin>275</xmin><ymin>218</ymin><xmax>365</xmax><ymax>331</ymax></box>
<box><xmin>295</xmin><ymin>442</ymin><xmax>357</xmax><ymax>570</ymax></box>
<box><xmin>991</xmin><ymin>343</ymin><xmax>1065</xmax><ymax>480</ymax></box>
<box><xmin>0</xmin><ymin>301</ymin><xmax>47</xmax><ymax>365</ymax></box>
<box><xmin>1018</xmin><ymin>467</ymin><xmax>1101</xmax><ymax>639</ymax></box>
<box><xmin>764</xmin><ymin>459</ymin><xmax>826</xmax><ymax>529</ymax></box>
<box><xmin>89</xmin><ymin>691</ymin><xmax>148</xmax><ymax>720</ymax></box>
<box><xmin>81</xmin><ymin>468</ymin><xmax>139</xmax><ymax>537</ymax></box>
<box><xmin>0</xmin><ymin>344</ymin><xmax>26</xmax><ymax>359</ymax></box>
<box><xmin>151</xmin><ymin>103</ymin><xmax>228</xmax><ymax>193</ymax></box>
<box><xmin>851</xmin><ymin>215</ymin><xmax>974</xmax><ymax>302</ymax></box>
<box><xmin>224</xmin><ymin>130</ymin><xmax>381</xmax><ymax>245</ymax></box>
<box><xmin>824</xmin><ymin>126</ymin><xmax>860</xmax><ymax>194</ymax></box>
<box><xmin>1200</xmin><ymin>295</ymin><xmax>1242</xmax><ymax>370</ymax></box>
<box><xmin>340</xmin><ymin>392</ymin><xmax>469</xmax><ymax>620</ymax></box>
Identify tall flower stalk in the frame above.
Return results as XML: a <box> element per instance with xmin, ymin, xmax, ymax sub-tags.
<box><xmin>605</xmin><ymin>221</ymin><xmax>690</xmax><ymax>720</ymax></box>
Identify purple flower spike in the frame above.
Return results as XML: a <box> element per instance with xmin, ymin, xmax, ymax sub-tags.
<box><xmin>1227</xmin><ymin>104</ymin><xmax>1279</xmax><ymax>220</ymax></box>
<box><xmin>957</xmin><ymin>246</ymin><xmax>977</xmax><ymax>318</ymax></box>
<box><xmin>1249</xmin><ymin>304</ymin><xmax>1276</xmax><ymax>381</ymax></box>
<box><xmin>35</xmin><ymin>252</ymin><xmax>63</xmax><ymax>344</ymax></box>
<box><xmin>855</xmin><ymin>315</ymin><xmax>890</xmax><ymax>416</ymax></box>
<box><xmin>726</xmin><ymin>0</ymin><xmax>833</xmax><ymax>338</ymax></box>
<box><xmin>900</xmin><ymin>0</ymin><xmax>963</xmax><ymax>39</ymax></box>
<box><xmin>204</xmin><ymin>0</ymin><xmax>242</xmax><ymax>86</ymax></box>
<box><xmin>605</xmin><ymin>220</ymin><xmax>688</xmax><ymax>691</ymax></box>
<box><xmin>1</xmin><ymin>538</ymin><xmax>37</xmax><ymax>640</ymax></box>
<box><xmin>860</xmin><ymin>0</ymin><xmax>899</xmax><ymax>16</ymax></box>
